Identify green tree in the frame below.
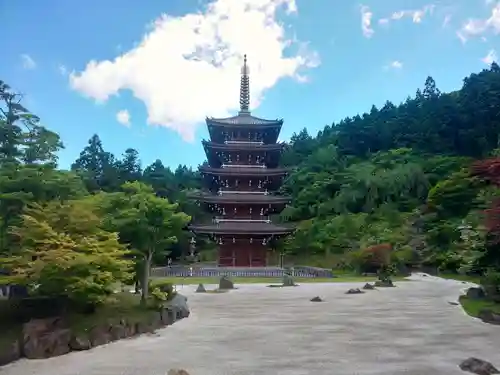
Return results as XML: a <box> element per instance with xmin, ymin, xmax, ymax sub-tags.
<box><xmin>71</xmin><ymin>134</ymin><xmax>119</xmax><ymax>192</ymax></box>
<box><xmin>0</xmin><ymin>80</ymin><xmax>63</xmax><ymax>166</ymax></box>
<box><xmin>99</xmin><ymin>182</ymin><xmax>191</xmax><ymax>303</ymax></box>
<box><xmin>1</xmin><ymin>199</ymin><xmax>133</xmax><ymax>306</ymax></box>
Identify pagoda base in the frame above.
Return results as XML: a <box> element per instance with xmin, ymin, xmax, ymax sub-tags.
<box><xmin>218</xmin><ymin>237</ymin><xmax>268</xmax><ymax>267</ymax></box>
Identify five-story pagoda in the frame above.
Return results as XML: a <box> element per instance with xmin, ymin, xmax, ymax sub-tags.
<box><xmin>189</xmin><ymin>55</ymin><xmax>294</xmax><ymax>267</ymax></box>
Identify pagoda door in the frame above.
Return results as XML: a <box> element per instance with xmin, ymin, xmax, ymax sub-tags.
<box><xmin>250</xmin><ymin>245</ymin><xmax>267</xmax><ymax>267</ymax></box>
<box><xmin>235</xmin><ymin>242</ymin><xmax>251</xmax><ymax>267</ymax></box>
<box><xmin>218</xmin><ymin>242</ymin><xmax>235</xmax><ymax>267</ymax></box>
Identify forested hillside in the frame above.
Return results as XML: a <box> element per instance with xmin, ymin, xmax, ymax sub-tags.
<box><xmin>69</xmin><ymin>135</ymin><xmax>203</xmax><ymax>260</ymax></box>
<box><xmin>2</xmin><ymin>62</ymin><xmax>500</xmax><ymax>277</ymax></box>
<box><xmin>0</xmin><ymin>80</ymin><xmax>201</xmax><ymax>266</ymax></box>
<box><xmin>278</xmin><ymin>63</ymin><xmax>500</xmax><ymax>275</ymax></box>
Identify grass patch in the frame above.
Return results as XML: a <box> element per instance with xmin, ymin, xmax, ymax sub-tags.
<box><xmin>459</xmin><ymin>295</ymin><xmax>500</xmax><ymax>317</ymax></box>
<box><xmin>205</xmin><ymin>289</ymin><xmax>229</xmax><ymax>294</ymax></box>
<box><xmin>154</xmin><ymin>275</ymin><xmax>408</xmax><ymax>285</ymax></box>
<box><xmin>0</xmin><ymin>292</ymin><xmax>158</xmax><ymax>344</ymax></box>
<box><xmin>0</xmin><ymin>299</ymin><xmax>22</xmax><ymax>352</ymax></box>
<box><xmin>438</xmin><ymin>273</ymin><xmax>481</xmax><ymax>284</ymax></box>
<box><xmin>67</xmin><ymin>292</ymin><xmax>157</xmax><ymax>334</ymax></box>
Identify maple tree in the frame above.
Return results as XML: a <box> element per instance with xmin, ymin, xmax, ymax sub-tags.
<box><xmin>1</xmin><ymin>199</ymin><xmax>133</xmax><ymax>306</ymax></box>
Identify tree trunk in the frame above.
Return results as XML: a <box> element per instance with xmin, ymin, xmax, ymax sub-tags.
<box><xmin>140</xmin><ymin>254</ymin><xmax>152</xmax><ymax>306</ymax></box>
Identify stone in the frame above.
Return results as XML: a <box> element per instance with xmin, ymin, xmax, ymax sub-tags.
<box><xmin>69</xmin><ymin>334</ymin><xmax>91</xmax><ymax>350</ymax></box>
<box><xmin>363</xmin><ymin>283</ymin><xmax>375</xmax><ymax>290</ymax></box>
<box><xmin>374</xmin><ymin>280</ymin><xmax>395</xmax><ymax>287</ymax></box>
<box><xmin>168</xmin><ymin>293</ymin><xmax>190</xmax><ymax>319</ymax></box>
<box><xmin>0</xmin><ymin>340</ymin><xmax>20</xmax><ymax>366</ymax></box>
<box><xmin>195</xmin><ymin>283</ymin><xmax>207</xmax><ymax>293</ymax></box>
<box><xmin>346</xmin><ymin>288</ymin><xmax>364</xmax><ymax>294</ymax></box>
<box><xmin>478</xmin><ymin>309</ymin><xmax>500</xmax><ymax>325</ymax></box>
<box><xmin>459</xmin><ymin>357</ymin><xmax>499</xmax><ymax>375</ymax></box>
<box><xmin>467</xmin><ymin>287</ymin><xmax>486</xmax><ymax>300</ymax></box>
<box><xmin>135</xmin><ymin>322</ymin><xmax>152</xmax><ymax>335</ymax></box>
<box><xmin>219</xmin><ymin>276</ymin><xmax>234</xmax><ymax>290</ymax></box>
<box><xmin>21</xmin><ymin>317</ymin><xmax>71</xmax><ymax>359</ymax></box>
<box><xmin>448</xmin><ymin>301</ymin><xmax>459</xmax><ymax>306</ymax></box>
<box><xmin>162</xmin><ymin>307</ymin><xmax>177</xmax><ymax>325</ymax></box>
<box><xmin>88</xmin><ymin>325</ymin><xmax>112</xmax><ymax>347</ymax></box>
<box><xmin>23</xmin><ymin>328</ymin><xmax>71</xmax><ymax>359</ymax></box>
<box><xmin>310</xmin><ymin>296</ymin><xmax>323</xmax><ymax>302</ymax></box>
<box><xmin>22</xmin><ymin>317</ymin><xmax>65</xmax><ymax>339</ymax></box>
<box><xmin>109</xmin><ymin>324</ymin><xmax>128</xmax><ymax>341</ymax></box>
<box><xmin>167</xmin><ymin>369</ymin><xmax>191</xmax><ymax>375</ymax></box>
<box><xmin>282</xmin><ymin>274</ymin><xmax>296</xmax><ymax>287</ymax></box>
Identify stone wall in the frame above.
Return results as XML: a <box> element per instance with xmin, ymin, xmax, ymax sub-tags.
<box><xmin>0</xmin><ymin>294</ymin><xmax>190</xmax><ymax>367</ymax></box>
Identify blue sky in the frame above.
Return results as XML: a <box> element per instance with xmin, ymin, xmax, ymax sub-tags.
<box><xmin>1</xmin><ymin>0</ymin><xmax>499</xmax><ymax>170</ymax></box>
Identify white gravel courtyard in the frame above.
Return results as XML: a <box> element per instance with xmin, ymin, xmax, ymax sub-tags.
<box><xmin>1</xmin><ymin>274</ymin><xmax>499</xmax><ymax>375</ymax></box>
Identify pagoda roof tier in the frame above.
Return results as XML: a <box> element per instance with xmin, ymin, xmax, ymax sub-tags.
<box><xmin>202</xmin><ymin>140</ymin><xmax>285</xmax><ymax>152</ymax></box>
<box><xmin>189</xmin><ymin>191</ymin><xmax>291</xmax><ymax>204</ymax></box>
<box><xmin>189</xmin><ymin>221</ymin><xmax>294</xmax><ymax>235</ymax></box>
<box><xmin>200</xmin><ymin>165</ymin><xmax>288</xmax><ymax>177</ymax></box>
<box><xmin>206</xmin><ymin>113</ymin><xmax>283</xmax><ymax>128</ymax></box>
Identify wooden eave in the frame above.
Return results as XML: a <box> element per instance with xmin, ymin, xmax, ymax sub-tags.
<box><xmin>199</xmin><ymin>166</ymin><xmax>288</xmax><ymax>177</ymax></box>
<box><xmin>189</xmin><ymin>221</ymin><xmax>294</xmax><ymax>235</ymax></box>
<box><xmin>188</xmin><ymin>192</ymin><xmax>291</xmax><ymax>205</ymax></box>
<box><xmin>202</xmin><ymin>140</ymin><xmax>284</xmax><ymax>152</ymax></box>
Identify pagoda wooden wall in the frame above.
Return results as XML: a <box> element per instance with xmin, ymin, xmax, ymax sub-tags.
<box><xmin>219</xmin><ymin>204</ymin><xmax>270</xmax><ymax>219</ymax></box>
<box><xmin>218</xmin><ymin>239</ymin><xmax>267</xmax><ymax>267</ymax></box>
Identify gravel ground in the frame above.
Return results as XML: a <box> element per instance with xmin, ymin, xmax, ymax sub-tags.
<box><xmin>1</xmin><ymin>274</ymin><xmax>499</xmax><ymax>375</ymax></box>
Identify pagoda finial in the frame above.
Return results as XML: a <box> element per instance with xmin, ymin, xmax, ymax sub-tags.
<box><xmin>239</xmin><ymin>54</ymin><xmax>250</xmax><ymax>115</ymax></box>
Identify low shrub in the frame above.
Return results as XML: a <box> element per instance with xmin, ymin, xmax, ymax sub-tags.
<box><xmin>480</xmin><ymin>270</ymin><xmax>500</xmax><ymax>300</ymax></box>
<box><xmin>149</xmin><ymin>279</ymin><xmax>175</xmax><ymax>300</ymax></box>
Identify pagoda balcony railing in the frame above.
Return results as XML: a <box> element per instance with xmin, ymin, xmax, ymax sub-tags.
<box><xmin>218</xmin><ymin>190</ymin><xmax>269</xmax><ymax>195</ymax></box>
<box><xmin>221</xmin><ymin>163</ymin><xmax>266</xmax><ymax>169</ymax></box>
<box><xmin>224</xmin><ymin>140</ymin><xmax>264</xmax><ymax>145</ymax></box>
<box><xmin>213</xmin><ymin>217</ymin><xmax>271</xmax><ymax>224</ymax></box>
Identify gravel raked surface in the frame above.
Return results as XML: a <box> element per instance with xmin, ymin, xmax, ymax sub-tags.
<box><xmin>1</xmin><ymin>274</ymin><xmax>499</xmax><ymax>375</ymax></box>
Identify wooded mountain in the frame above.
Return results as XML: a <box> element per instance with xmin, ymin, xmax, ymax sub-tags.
<box><xmin>278</xmin><ymin>62</ymin><xmax>500</xmax><ymax>273</ymax></box>
<box><xmin>2</xmin><ymin>63</ymin><xmax>500</xmax><ymax>273</ymax></box>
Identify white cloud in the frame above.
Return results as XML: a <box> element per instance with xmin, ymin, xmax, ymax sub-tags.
<box><xmin>384</xmin><ymin>60</ymin><xmax>403</xmax><ymax>70</ymax></box>
<box><xmin>378</xmin><ymin>4</ymin><xmax>435</xmax><ymax>25</ymax></box>
<box><xmin>458</xmin><ymin>3</ymin><xmax>500</xmax><ymax>42</ymax></box>
<box><xmin>21</xmin><ymin>54</ymin><xmax>36</xmax><ymax>70</ymax></box>
<box><xmin>58</xmin><ymin>64</ymin><xmax>68</xmax><ymax>76</ymax></box>
<box><xmin>361</xmin><ymin>5</ymin><xmax>374</xmax><ymax>38</ymax></box>
<box><xmin>390</xmin><ymin>60</ymin><xmax>403</xmax><ymax>69</ymax></box>
<box><xmin>482</xmin><ymin>49</ymin><xmax>497</xmax><ymax>64</ymax></box>
<box><xmin>69</xmin><ymin>0</ymin><xmax>319</xmax><ymax>142</ymax></box>
<box><xmin>116</xmin><ymin>109</ymin><xmax>131</xmax><ymax>127</ymax></box>
<box><xmin>442</xmin><ymin>14</ymin><xmax>451</xmax><ymax>28</ymax></box>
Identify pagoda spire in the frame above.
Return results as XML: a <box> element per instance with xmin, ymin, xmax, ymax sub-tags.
<box><xmin>239</xmin><ymin>54</ymin><xmax>250</xmax><ymax>115</ymax></box>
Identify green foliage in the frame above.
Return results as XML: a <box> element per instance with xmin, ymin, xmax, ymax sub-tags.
<box><xmin>3</xmin><ymin>64</ymin><xmax>500</xmax><ymax>311</ymax></box>
<box><xmin>97</xmin><ymin>181</ymin><xmax>190</xmax><ymax>303</ymax></box>
<box><xmin>480</xmin><ymin>270</ymin><xmax>500</xmax><ymax>298</ymax></box>
<box><xmin>281</xmin><ymin>65</ymin><xmax>500</xmax><ymax>274</ymax></box>
<box><xmin>149</xmin><ymin>279</ymin><xmax>175</xmax><ymax>295</ymax></box>
<box><xmin>1</xmin><ymin>200</ymin><xmax>133</xmax><ymax>306</ymax></box>
<box><xmin>427</xmin><ymin>169</ymin><xmax>482</xmax><ymax>218</ymax></box>
<box><xmin>149</xmin><ymin>288</ymin><xmax>168</xmax><ymax>310</ymax></box>
<box><xmin>0</xmin><ymin>79</ymin><xmax>197</xmax><ymax>319</ymax></box>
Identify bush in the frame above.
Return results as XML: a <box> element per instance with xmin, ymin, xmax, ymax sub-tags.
<box><xmin>149</xmin><ymin>279</ymin><xmax>174</xmax><ymax>299</ymax></box>
<box><xmin>480</xmin><ymin>270</ymin><xmax>500</xmax><ymax>299</ymax></box>
<box><xmin>149</xmin><ymin>288</ymin><xmax>168</xmax><ymax>310</ymax></box>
